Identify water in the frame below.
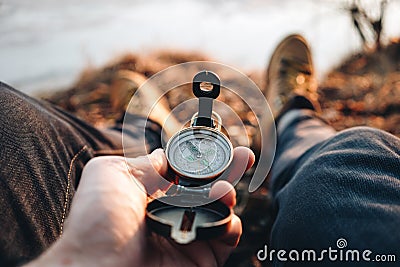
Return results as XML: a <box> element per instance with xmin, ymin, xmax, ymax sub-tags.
<box><xmin>1</xmin><ymin>0</ymin><xmax>399</xmax><ymax>94</ymax></box>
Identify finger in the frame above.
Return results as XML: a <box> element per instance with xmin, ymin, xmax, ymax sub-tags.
<box><xmin>218</xmin><ymin>214</ymin><xmax>242</xmax><ymax>247</ymax></box>
<box><xmin>209</xmin><ymin>180</ymin><xmax>236</xmax><ymax>208</ymax></box>
<box><xmin>209</xmin><ymin>214</ymin><xmax>242</xmax><ymax>266</ymax></box>
<box><xmin>225</xmin><ymin>146</ymin><xmax>255</xmax><ymax>185</ymax></box>
<box><xmin>208</xmin><ymin>147</ymin><xmax>254</xmax><ymax>202</ymax></box>
<box><xmin>147</xmin><ymin>148</ymin><xmax>169</xmax><ymax>176</ymax></box>
<box><xmin>126</xmin><ymin>148</ymin><xmax>171</xmax><ymax>194</ymax></box>
<box><xmin>167</xmin><ymin>214</ymin><xmax>242</xmax><ymax>267</ymax></box>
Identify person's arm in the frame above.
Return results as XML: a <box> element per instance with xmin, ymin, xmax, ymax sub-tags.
<box><xmin>25</xmin><ymin>148</ymin><xmax>254</xmax><ymax>267</ymax></box>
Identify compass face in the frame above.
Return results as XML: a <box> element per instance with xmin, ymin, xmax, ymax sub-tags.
<box><xmin>166</xmin><ymin>127</ymin><xmax>233</xmax><ymax>180</ymax></box>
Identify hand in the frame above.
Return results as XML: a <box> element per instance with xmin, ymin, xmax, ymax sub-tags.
<box><xmin>25</xmin><ymin>147</ymin><xmax>255</xmax><ymax>267</ymax></box>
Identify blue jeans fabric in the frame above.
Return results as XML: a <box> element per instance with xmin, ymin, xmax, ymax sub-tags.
<box><xmin>269</xmin><ymin>109</ymin><xmax>400</xmax><ymax>266</ymax></box>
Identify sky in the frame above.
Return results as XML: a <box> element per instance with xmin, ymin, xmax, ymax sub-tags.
<box><xmin>1</xmin><ymin>0</ymin><xmax>399</xmax><ymax>94</ymax></box>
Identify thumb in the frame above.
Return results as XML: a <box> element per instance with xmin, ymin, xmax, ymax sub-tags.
<box><xmin>126</xmin><ymin>149</ymin><xmax>171</xmax><ymax>195</ymax></box>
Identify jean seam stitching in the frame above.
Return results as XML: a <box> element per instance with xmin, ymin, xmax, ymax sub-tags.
<box><xmin>60</xmin><ymin>145</ymin><xmax>89</xmax><ymax>236</ymax></box>
<box><xmin>94</xmin><ymin>148</ymin><xmax>125</xmax><ymax>156</ymax></box>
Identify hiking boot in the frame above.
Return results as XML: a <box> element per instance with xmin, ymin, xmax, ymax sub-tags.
<box><xmin>265</xmin><ymin>34</ymin><xmax>320</xmax><ymax>118</ymax></box>
<box><xmin>110</xmin><ymin>69</ymin><xmax>181</xmax><ymax>138</ymax></box>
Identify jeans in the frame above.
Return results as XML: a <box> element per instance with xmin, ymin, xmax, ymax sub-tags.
<box><xmin>0</xmin><ymin>83</ymin><xmax>162</xmax><ymax>266</ymax></box>
<box><xmin>269</xmin><ymin>109</ymin><xmax>400</xmax><ymax>266</ymax></box>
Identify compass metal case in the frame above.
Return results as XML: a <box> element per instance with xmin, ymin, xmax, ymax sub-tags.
<box><xmin>146</xmin><ymin>195</ymin><xmax>232</xmax><ymax>244</ymax></box>
<box><xmin>165</xmin><ymin>126</ymin><xmax>233</xmax><ymax>182</ymax></box>
<box><xmin>146</xmin><ymin>70</ymin><xmax>235</xmax><ymax>244</ymax></box>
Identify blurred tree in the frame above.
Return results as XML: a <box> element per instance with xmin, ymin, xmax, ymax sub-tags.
<box><xmin>348</xmin><ymin>0</ymin><xmax>388</xmax><ymax>50</ymax></box>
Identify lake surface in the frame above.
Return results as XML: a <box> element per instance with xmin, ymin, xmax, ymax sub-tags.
<box><xmin>1</xmin><ymin>0</ymin><xmax>399</xmax><ymax>94</ymax></box>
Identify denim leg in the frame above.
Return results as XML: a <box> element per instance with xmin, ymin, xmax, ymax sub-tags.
<box><xmin>270</xmin><ymin>125</ymin><xmax>400</xmax><ymax>266</ymax></box>
<box><xmin>270</xmin><ymin>109</ymin><xmax>336</xmax><ymax>196</ymax></box>
<box><xmin>0</xmin><ymin>83</ymin><xmax>161</xmax><ymax>266</ymax></box>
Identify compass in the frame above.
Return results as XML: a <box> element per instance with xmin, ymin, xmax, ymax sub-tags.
<box><xmin>146</xmin><ymin>70</ymin><xmax>235</xmax><ymax>244</ymax></box>
<box><xmin>165</xmin><ymin>70</ymin><xmax>233</xmax><ymax>184</ymax></box>
<box><xmin>166</xmin><ymin>121</ymin><xmax>233</xmax><ymax>181</ymax></box>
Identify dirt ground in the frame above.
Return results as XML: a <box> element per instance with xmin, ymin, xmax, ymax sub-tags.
<box><xmin>41</xmin><ymin>40</ymin><xmax>400</xmax><ymax>267</ymax></box>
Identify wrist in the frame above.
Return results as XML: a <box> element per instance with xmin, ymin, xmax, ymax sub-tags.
<box><xmin>24</xmin><ymin>231</ymin><xmax>144</xmax><ymax>267</ymax></box>
<box><xmin>24</xmin><ymin>237</ymin><xmax>94</xmax><ymax>267</ymax></box>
